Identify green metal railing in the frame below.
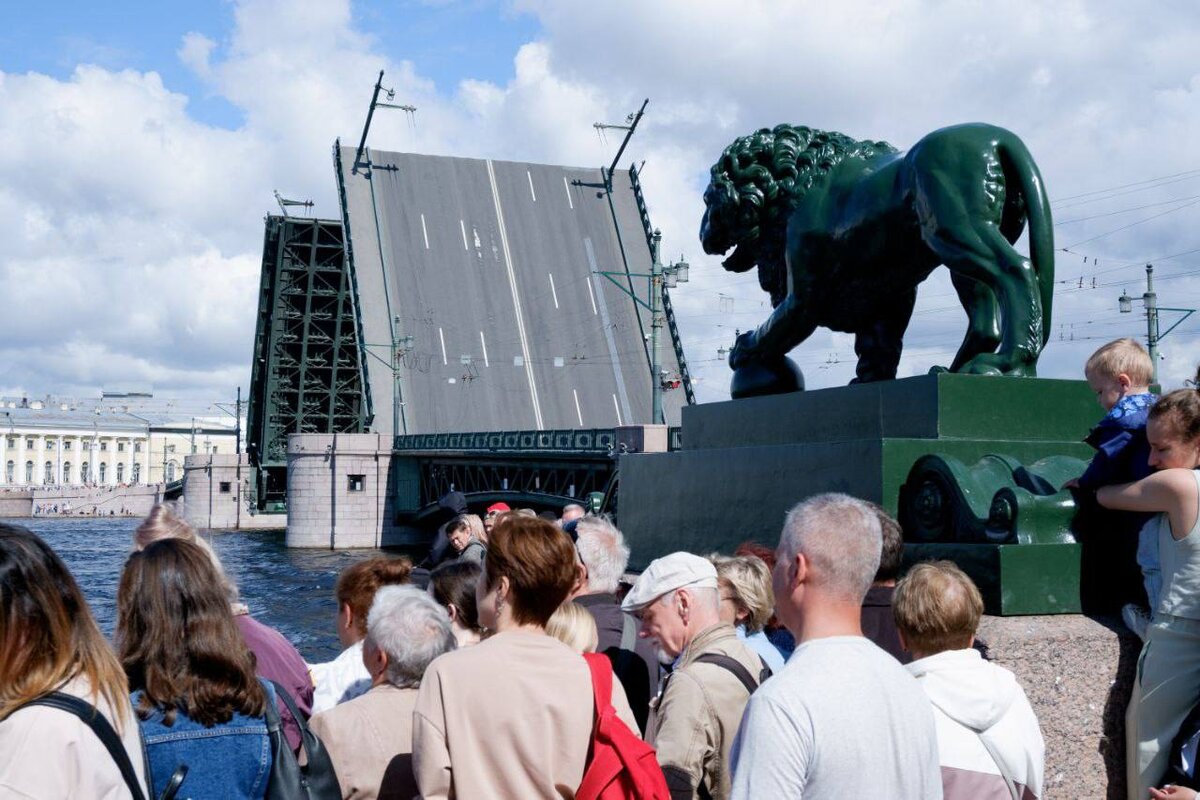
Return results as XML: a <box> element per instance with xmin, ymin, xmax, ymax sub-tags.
<box><xmin>394</xmin><ymin>427</ymin><xmax>683</xmax><ymax>453</ymax></box>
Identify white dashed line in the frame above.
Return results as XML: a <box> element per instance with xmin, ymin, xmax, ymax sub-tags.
<box><xmin>585</xmin><ymin>276</ymin><xmax>598</xmax><ymax>315</ymax></box>
<box><xmin>548</xmin><ymin>273</ymin><xmax>559</xmax><ymax>309</ymax></box>
<box><xmin>612</xmin><ymin>394</ymin><xmax>623</xmax><ymax>426</ymax></box>
<box><xmin>479</xmin><ymin>331</ymin><xmax>490</xmax><ymax>367</ymax></box>
<box><xmin>438</xmin><ymin>327</ymin><xmax>448</xmax><ymax>366</ymax></box>
<box><xmin>460</xmin><ymin>219</ymin><xmax>468</xmax><ymax>250</ymax></box>
<box><xmin>421</xmin><ymin>214</ymin><xmax>429</xmax><ymax>249</ymax></box>
<box><xmin>527</xmin><ymin>170</ymin><xmax>537</xmax><ymax>202</ymax></box>
<box><xmin>573</xmin><ymin>389</ymin><xmax>584</xmax><ymax>426</ymax></box>
<box><xmin>563</xmin><ymin>176</ymin><xmax>573</xmax><ymax>210</ymax></box>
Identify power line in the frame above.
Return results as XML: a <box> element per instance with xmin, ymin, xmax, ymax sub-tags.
<box><xmin>1052</xmin><ymin>168</ymin><xmax>1200</xmax><ymax>205</ymax></box>
<box><xmin>1055</xmin><ymin>194</ymin><xmax>1200</xmax><ymax>226</ymax></box>
<box><xmin>1064</xmin><ymin>197</ymin><xmax>1200</xmax><ymax>248</ymax></box>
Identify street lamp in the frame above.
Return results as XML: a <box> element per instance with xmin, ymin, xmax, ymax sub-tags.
<box><xmin>392</xmin><ymin>319</ymin><xmax>415</xmax><ymax>436</ymax></box>
<box><xmin>1118</xmin><ymin>263</ymin><xmax>1195</xmax><ymax>384</ymax></box>
<box><xmin>592</xmin><ymin>229</ymin><xmax>688</xmax><ymax>424</ymax></box>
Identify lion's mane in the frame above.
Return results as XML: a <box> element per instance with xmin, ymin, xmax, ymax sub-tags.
<box><xmin>709</xmin><ymin>125</ymin><xmax>897</xmax><ymax>305</ymax></box>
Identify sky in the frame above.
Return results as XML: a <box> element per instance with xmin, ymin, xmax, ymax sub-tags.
<box><xmin>2</xmin><ymin>0</ymin><xmax>1199</xmax><ymax>407</ymax></box>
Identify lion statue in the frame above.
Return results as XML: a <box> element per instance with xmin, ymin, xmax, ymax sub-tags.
<box><xmin>700</xmin><ymin>122</ymin><xmax>1054</xmax><ymax>396</ymax></box>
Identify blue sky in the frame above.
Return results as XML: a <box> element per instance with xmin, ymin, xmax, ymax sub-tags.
<box><xmin>0</xmin><ymin>1</ymin><xmax>541</xmax><ymax>129</ymax></box>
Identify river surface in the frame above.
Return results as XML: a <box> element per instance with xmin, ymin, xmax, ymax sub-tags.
<box><xmin>4</xmin><ymin>516</ymin><xmax>398</xmax><ymax>662</ymax></box>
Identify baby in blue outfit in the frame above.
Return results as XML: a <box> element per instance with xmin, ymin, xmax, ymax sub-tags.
<box><xmin>1066</xmin><ymin>338</ymin><xmax>1157</xmax><ymax>637</ymax></box>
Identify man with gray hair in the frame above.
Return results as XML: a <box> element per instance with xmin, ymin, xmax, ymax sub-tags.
<box><xmin>560</xmin><ymin>503</ymin><xmax>586</xmax><ymax>525</ymax></box>
<box><xmin>570</xmin><ymin>514</ymin><xmax>659</xmax><ymax>732</ymax></box>
<box><xmin>311</xmin><ymin>585</ymin><xmax>456</xmax><ymax>800</ymax></box>
<box><xmin>623</xmin><ymin>552</ymin><xmax>767</xmax><ymax>799</ymax></box>
<box><xmin>729</xmin><ymin>493</ymin><xmax>941</xmax><ymax>799</ymax></box>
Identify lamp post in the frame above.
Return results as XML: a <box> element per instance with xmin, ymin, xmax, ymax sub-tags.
<box><xmin>593</xmin><ymin>228</ymin><xmax>689</xmax><ymax>424</ymax></box>
<box><xmin>1119</xmin><ymin>263</ymin><xmax>1196</xmax><ymax>385</ymax></box>
<box><xmin>392</xmin><ymin>319</ymin><xmax>414</xmax><ymax>436</ymax></box>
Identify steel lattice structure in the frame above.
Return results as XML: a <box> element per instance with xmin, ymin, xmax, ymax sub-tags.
<box><xmin>247</xmin><ymin>216</ymin><xmax>368</xmax><ymax>509</ymax></box>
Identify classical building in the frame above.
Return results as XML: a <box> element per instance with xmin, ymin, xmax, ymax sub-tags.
<box><xmin>0</xmin><ymin>405</ymin><xmax>239</xmax><ymax>488</ymax></box>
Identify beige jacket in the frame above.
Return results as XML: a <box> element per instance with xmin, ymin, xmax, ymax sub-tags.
<box><xmin>646</xmin><ymin>623</ymin><xmax>765</xmax><ymax>800</ymax></box>
<box><xmin>412</xmin><ymin>629</ymin><xmax>638</xmax><ymax>799</ymax></box>
<box><xmin>0</xmin><ymin>675</ymin><xmax>148</xmax><ymax>800</ymax></box>
<box><xmin>309</xmin><ymin>682</ymin><xmax>419</xmax><ymax>800</ymax></box>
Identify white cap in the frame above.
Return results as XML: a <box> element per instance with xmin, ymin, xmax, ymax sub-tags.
<box><xmin>621</xmin><ymin>552</ymin><xmax>718</xmax><ymax>612</ymax></box>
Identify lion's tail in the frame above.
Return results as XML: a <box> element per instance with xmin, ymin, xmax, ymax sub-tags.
<box><xmin>999</xmin><ymin>134</ymin><xmax>1055</xmax><ymax>347</ymax></box>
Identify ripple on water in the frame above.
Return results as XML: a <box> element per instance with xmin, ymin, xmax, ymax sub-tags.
<box><xmin>2</xmin><ymin>516</ymin><xmax>402</xmax><ymax>662</ymax></box>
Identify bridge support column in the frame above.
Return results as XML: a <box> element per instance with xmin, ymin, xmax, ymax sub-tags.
<box><xmin>286</xmin><ymin>433</ymin><xmax>395</xmax><ymax>549</ymax></box>
<box><xmin>182</xmin><ymin>453</ymin><xmax>278</xmax><ymax>531</ymax></box>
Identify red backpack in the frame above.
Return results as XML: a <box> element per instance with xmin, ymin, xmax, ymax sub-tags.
<box><xmin>577</xmin><ymin>653</ymin><xmax>671</xmax><ymax>800</ymax></box>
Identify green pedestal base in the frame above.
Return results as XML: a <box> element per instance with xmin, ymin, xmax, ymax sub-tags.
<box><xmin>904</xmin><ymin>542</ymin><xmax>1082</xmax><ymax>616</ymax></box>
<box><xmin>617</xmin><ymin>373</ymin><xmax>1100</xmax><ymax>616</ymax></box>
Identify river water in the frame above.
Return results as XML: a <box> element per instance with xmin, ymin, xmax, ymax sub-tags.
<box><xmin>4</xmin><ymin>516</ymin><xmax>396</xmax><ymax>662</ymax></box>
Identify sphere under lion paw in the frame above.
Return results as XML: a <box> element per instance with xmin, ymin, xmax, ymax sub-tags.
<box><xmin>731</xmin><ymin>357</ymin><xmax>805</xmax><ymax>399</ymax></box>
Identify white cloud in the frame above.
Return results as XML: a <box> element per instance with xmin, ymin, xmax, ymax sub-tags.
<box><xmin>3</xmin><ymin>0</ymin><xmax>1200</xmax><ymax>407</ymax></box>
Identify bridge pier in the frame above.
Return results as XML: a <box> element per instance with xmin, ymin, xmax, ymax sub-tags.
<box><xmin>182</xmin><ymin>453</ymin><xmax>283</xmax><ymax>532</ymax></box>
<box><xmin>286</xmin><ymin>433</ymin><xmax>397</xmax><ymax>549</ymax></box>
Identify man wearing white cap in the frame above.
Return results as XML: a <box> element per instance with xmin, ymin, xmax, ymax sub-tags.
<box><xmin>622</xmin><ymin>552</ymin><xmax>769</xmax><ymax>800</ymax></box>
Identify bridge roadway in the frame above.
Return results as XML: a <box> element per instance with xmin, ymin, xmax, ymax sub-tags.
<box><xmin>338</xmin><ymin>146</ymin><xmax>686</xmax><ymax>436</ymax></box>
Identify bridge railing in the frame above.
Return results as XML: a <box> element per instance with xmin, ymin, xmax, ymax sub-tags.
<box><xmin>394</xmin><ymin>427</ymin><xmax>683</xmax><ymax>454</ymax></box>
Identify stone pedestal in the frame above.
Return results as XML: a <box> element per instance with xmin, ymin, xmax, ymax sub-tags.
<box><xmin>981</xmin><ymin>614</ymin><xmax>1141</xmax><ymax>798</ymax></box>
<box><xmin>617</xmin><ymin>373</ymin><xmax>1096</xmax><ymax>614</ymax></box>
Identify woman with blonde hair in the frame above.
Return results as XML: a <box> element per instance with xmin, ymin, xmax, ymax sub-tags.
<box><xmin>133</xmin><ymin>504</ymin><xmax>313</xmax><ymax>752</ymax></box>
<box><xmin>0</xmin><ymin>523</ymin><xmax>148</xmax><ymax>798</ymax></box>
<box><xmin>546</xmin><ymin>600</ymin><xmax>601</xmax><ymax>653</ymax></box>
<box><xmin>710</xmin><ymin>553</ymin><xmax>786</xmax><ymax>674</ymax></box>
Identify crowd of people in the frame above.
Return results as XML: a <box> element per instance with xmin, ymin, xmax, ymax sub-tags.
<box><xmin>3</xmin><ymin>336</ymin><xmax>1200</xmax><ymax>798</ymax></box>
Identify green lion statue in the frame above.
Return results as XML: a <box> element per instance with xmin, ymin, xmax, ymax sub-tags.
<box><xmin>700</xmin><ymin>123</ymin><xmax>1054</xmax><ymax>397</ymax></box>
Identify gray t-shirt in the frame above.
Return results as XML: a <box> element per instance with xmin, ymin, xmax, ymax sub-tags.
<box><xmin>729</xmin><ymin>635</ymin><xmax>942</xmax><ymax>799</ymax></box>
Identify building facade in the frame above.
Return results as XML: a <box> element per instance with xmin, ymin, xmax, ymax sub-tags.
<box><xmin>0</xmin><ymin>406</ymin><xmax>238</xmax><ymax>488</ymax></box>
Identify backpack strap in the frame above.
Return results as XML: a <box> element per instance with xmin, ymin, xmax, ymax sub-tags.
<box><xmin>692</xmin><ymin>653</ymin><xmax>769</xmax><ymax>695</ymax></box>
<box><xmin>26</xmin><ymin>693</ymin><xmax>147</xmax><ymax>800</ymax></box>
<box><xmin>583</xmin><ymin>652</ymin><xmax>614</xmax><ymax>719</ymax></box>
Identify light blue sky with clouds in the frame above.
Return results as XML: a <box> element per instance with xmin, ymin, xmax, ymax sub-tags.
<box><xmin>0</xmin><ymin>1</ymin><xmax>540</xmax><ymax>128</ymax></box>
<box><xmin>1</xmin><ymin>0</ymin><xmax>1199</xmax><ymax>405</ymax></box>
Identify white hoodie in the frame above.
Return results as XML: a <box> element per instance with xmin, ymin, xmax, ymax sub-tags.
<box><xmin>907</xmin><ymin>648</ymin><xmax>1044</xmax><ymax>800</ymax></box>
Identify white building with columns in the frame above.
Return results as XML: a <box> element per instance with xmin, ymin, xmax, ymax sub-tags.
<box><xmin>0</xmin><ymin>406</ymin><xmax>238</xmax><ymax>488</ymax></box>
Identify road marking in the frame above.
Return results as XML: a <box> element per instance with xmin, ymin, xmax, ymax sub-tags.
<box><xmin>548</xmin><ymin>273</ymin><xmax>559</xmax><ymax>309</ymax></box>
<box><xmin>487</xmin><ymin>159</ymin><xmax>544</xmax><ymax>429</ymax></box>
<box><xmin>479</xmin><ymin>331</ymin><xmax>490</xmax><ymax>367</ymax></box>
<box><xmin>460</xmin><ymin>219</ymin><xmax>468</xmax><ymax>250</ymax></box>
<box><xmin>421</xmin><ymin>213</ymin><xmax>429</xmax><ymax>249</ymax></box>
<box><xmin>585</xmin><ymin>275</ymin><xmax>598</xmax><ymax>315</ymax></box>
<box><xmin>585</xmin><ymin>237</ymin><xmax>633</xmax><ymax>425</ymax></box>
<box><xmin>563</xmin><ymin>176</ymin><xmax>573</xmax><ymax>210</ymax></box>
<box><xmin>573</xmin><ymin>389</ymin><xmax>584</xmax><ymax>426</ymax></box>
<box><xmin>527</xmin><ymin>170</ymin><xmax>537</xmax><ymax>202</ymax></box>
<box><xmin>438</xmin><ymin>327</ymin><xmax>448</xmax><ymax>366</ymax></box>
<box><xmin>612</xmin><ymin>394</ymin><xmax>623</xmax><ymax>426</ymax></box>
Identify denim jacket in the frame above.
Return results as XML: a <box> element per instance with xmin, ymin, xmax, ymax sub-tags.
<box><xmin>133</xmin><ymin>679</ymin><xmax>273</xmax><ymax>799</ymax></box>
